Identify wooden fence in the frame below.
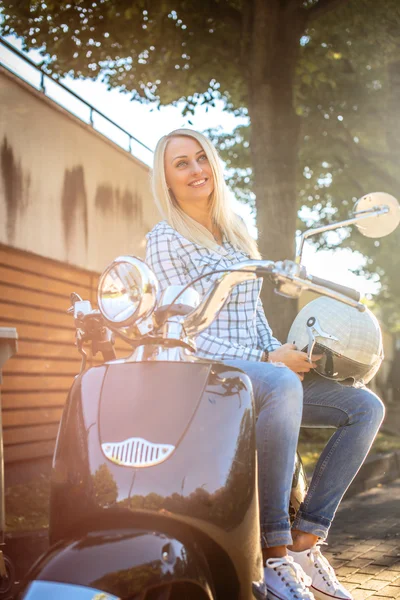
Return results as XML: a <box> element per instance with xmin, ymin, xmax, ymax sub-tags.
<box><xmin>0</xmin><ymin>243</ymin><xmax>129</xmax><ymax>464</ymax></box>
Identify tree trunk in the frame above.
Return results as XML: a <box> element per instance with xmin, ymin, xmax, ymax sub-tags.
<box><xmin>247</xmin><ymin>0</ymin><xmax>308</xmax><ymax>343</ymax></box>
<box><xmin>387</xmin><ymin>60</ymin><xmax>400</xmax><ymax>166</ymax></box>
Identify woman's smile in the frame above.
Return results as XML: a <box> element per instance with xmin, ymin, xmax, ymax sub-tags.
<box><xmin>189</xmin><ymin>177</ymin><xmax>209</xmax><ymax>188</ymax></box>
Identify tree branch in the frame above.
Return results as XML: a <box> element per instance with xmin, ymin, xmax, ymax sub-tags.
<box><xmin>306</xmin><ymin>0</ymin><xmax>347</xmax><ymax>20</ymax></box>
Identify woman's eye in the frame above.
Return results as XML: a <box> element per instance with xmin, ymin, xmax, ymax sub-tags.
<box><xmin>198</xmin><ymin>154</ymin><xmax>207</xmax><ymax>162</ymax></box>
<box><xmin>176</xmin><ymin>161</ymin><xmax>187</xmax><ymax>167</ymax></box>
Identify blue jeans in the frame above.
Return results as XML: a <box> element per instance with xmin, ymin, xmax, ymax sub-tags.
<box><xmin>223</xmin><ymin>360</ymin><xmax>385</xmax><ymax>548</ymax></box>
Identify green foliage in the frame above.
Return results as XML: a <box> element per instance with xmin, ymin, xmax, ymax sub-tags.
<box><xmin>92</xmin><ymin>463</ymin><xmax>118</xmax><ymax>507</ymax></box>
<box><xmin>0</xmin><ymin>0</ymin><xmax>246</xmax><ymax>111</ymax></box>
<box><xmin>5</xmin><ymin>474</ymin><xmax>50</xmax><ymax>531</ymax></box>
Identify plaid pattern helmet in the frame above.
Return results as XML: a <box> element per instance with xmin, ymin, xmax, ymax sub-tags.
<box><xmin>288</xmin><ymin>297</ymin><xmax>383</xmax><ymax>386</ymax></box>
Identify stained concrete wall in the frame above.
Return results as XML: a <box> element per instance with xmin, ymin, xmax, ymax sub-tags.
<box><xmin>0</xmin><ymin>67</ymin><xmax>159</xmax><ymax>271</ymax></box>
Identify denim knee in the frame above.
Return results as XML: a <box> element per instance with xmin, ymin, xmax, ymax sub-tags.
<box><xmin>279</xmin><ymin>367</ymin><xmax>303</xmax><ymax>400</ymax></box>
<box><xmin>263</xmin><ymin>366</ymin><xmax>303</xmax><ymax>418</ymax></box>
<box><xmin>351</xmin><ymin>388</ymin><xmax>385</xmax><ymax>428</ymax></box>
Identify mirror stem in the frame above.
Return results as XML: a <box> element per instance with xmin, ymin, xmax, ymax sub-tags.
<box><xmin>295</xmin><ymin>205</ymin><xmax>389</xmax><ymax>264</ymax></box>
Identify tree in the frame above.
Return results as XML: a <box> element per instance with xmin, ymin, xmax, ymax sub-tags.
<box><xmin>1</xmin><ymin>0</ymin><xmax>398</xmax><ymax>339</ymax></box>
<box><xmin>208</xmin><ymin>0</ymin><xmax>400</xmax><ymax>331</ymax></box>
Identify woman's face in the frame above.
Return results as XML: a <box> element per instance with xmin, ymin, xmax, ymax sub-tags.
<box><xmin>164</xmin><ymin>136</ymin><xmax>214</xmax><ymax>211</ymax></box>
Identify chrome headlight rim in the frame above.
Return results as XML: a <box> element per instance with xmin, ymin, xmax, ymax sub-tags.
<box><xmin>97</xmin><ymin>255</ymin><xmax>159</xmax><ymax>329</ymax></box>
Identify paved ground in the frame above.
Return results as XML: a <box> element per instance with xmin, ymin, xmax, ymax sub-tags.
<box><xmin>325</xmin><ymin>479</ymin><xmax>400</xmax><ymax>599</ymax></box>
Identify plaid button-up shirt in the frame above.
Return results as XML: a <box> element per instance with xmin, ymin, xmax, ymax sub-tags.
<box><xmin>145</xmin><ymin>221</ymin><xmax>281</xmax><ymax>362</ymax></box>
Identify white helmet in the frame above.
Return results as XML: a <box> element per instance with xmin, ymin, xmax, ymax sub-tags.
<box><xmin>288</xmin><ymin>297</ymin><xmax>383</xmax><ymax>386</ymax></box>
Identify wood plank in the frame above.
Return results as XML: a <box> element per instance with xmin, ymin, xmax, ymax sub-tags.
<box><xmin>0</xmin><ymin>321</ymin><xmax>77</xmax><ymax>345</ymax></box>
<box><xmin>15</xmin><ymin>340</ymin><xmax>79</xmax><ymax>360</ymax></box>
<box><xmin>0</xmin><ymin>283</ymin><xmax>72</xmax><ymax>312</ymax></box>
<box><xmin>0</xmin><ymin>302</ymin><xmax>74</xmax><ymax>328</ymax></box>
<box><xmin>4</xmin><ymin>357</ymin><xmax>81</xmax><ymax>375</ymax></box>
<box><xmin>2</xmin><ymin>392</ymin><xmax>67</xmax><ymax>409</ymax></box>
<box><xmin>0</xmin><ymin>266</ymin><xmax>91</xmax><ymax>298</ymax></box>
<box><xmin>0</xmin><ymin>245</ymin><xmax>95</xmax><ymax>287</ymax></box>
<box><xmin>2</xmin><ymin>374</ymin><xmax>74</xmax><ymax>392</ymax></box>
<box><xmin>3</xmin><ymin>408</ymin><xmax>63</xmax><ymax>427</ymax></box>
<box><xmin>5</xmin><ymin>440</ymin><xmax>55</xmax><ymax>463</ymax></box>
<box><xmin>4</xmin><ymin>424</ymin><xmax>59</xmax><ymax>445</ymax></box>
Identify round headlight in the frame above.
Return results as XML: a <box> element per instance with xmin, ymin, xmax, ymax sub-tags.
<box><xmin>97</xmin><ymin>256</ymin><xmax>159</xmax><ymax>328</ymax></box>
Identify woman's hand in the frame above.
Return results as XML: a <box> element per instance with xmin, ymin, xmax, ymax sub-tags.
<box><xmin>269</xmin><ymin>343</ymin><xmax>322</xmax><ymax>378</ymax></box>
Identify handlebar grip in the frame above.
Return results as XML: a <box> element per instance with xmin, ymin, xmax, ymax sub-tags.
<box><xmin>308</xmin><ymin>275</ymin><xmax>361</xmax><ymax>302</ymax></box>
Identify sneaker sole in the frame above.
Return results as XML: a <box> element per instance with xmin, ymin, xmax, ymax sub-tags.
<box><xmin>267</xmin><ymin>590</ymin><xmax>308</xmax><ymax>600</ymax></box>
<box><xmin>312</xmin><ymin>585</ymin><xmax>351</xmax><ymax>600</ymax></box>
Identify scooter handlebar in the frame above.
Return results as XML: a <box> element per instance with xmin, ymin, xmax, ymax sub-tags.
<box><xmin>307</xmin><ymin>275</ymin><xmax>361</xmax><ymax>302</ymax></box>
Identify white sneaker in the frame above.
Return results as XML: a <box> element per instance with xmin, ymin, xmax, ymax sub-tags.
<box><xmin>287</xmin><ymin>545</ymin><xmax>353</xmax><ymax>600</ymax></box>
<box><xmin>264</xmin><ymin>555</ymin><xmax>316</xmax><ymax>600</ymax></box>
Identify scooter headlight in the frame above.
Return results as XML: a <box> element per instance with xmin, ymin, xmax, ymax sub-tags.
<box><xmin>97</xmin><ymin>256</ymin><xmax>159</xmax><ymax>328</ymax></box>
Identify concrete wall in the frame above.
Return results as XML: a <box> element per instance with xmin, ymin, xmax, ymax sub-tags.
<box><xmin>0</xmin><ymin>67</ymin><xmax>159</xmax><ymax>271</ymax></box>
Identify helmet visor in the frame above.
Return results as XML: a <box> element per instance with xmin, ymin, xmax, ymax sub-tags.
<box><xmin>310</xmin><ymin>344</ymin><xmax>376</xmax><ymax>384</ymax></box>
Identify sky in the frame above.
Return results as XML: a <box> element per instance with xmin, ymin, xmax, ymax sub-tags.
<box><xmin>0</xmin><ymin>34</ymin><xmax>380</xmax><ymax>298</ymax></box>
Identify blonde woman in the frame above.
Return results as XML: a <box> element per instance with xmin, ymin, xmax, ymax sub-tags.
<box><xmin>145</xmin><ymin>129</ymin><xmax>384</xmax><ymax>600</ymax></box>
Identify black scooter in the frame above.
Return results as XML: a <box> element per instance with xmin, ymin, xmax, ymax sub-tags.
<box><xmin>18</xmin><ymin>193</ymin><xmax>399</xmax><ymax>600</ymax></box>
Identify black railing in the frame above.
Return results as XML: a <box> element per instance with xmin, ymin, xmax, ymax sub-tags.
<box><xmin>0</xmin><ymin>36</ymin><xmax>153</xmax><ymax>164</ymax></box>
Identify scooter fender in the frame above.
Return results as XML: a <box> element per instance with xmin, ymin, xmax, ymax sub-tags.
<box><xmin>21</xmin><ymin>528</ymin><xmax>215</xmax><ymax>599</ymax></box>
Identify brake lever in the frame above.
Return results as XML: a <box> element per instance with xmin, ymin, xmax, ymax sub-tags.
<box><xmin>306</xmin><ymin>316</ymin><xmax>339</xmax><ymax>364</ymax></box>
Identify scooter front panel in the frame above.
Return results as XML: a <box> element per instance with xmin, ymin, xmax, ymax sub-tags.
<box><xmin>51</xmin><ymin>362</ymin><xmax>258</xmax><ymax>551</ymax></box>
<box><xmin>99</xmin><ymin>362</ymin><xmax>211</xmax><ymax>467</ymax></box>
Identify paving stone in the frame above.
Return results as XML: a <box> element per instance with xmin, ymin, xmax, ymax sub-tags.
<box><xmin>373</xmin><ymin>557</ymin><xmax>400</xmax><ymax>568</ymax></box>
<box><xmin>382</xmin><ymin>541</ymin><xmax>400</xmax><ymax>547</ymax></box>
<box><xmin>360</xmin><ymin>566</ymin><xmax>387</xmax><ymax>576</ymax></box>
<box><xmin>360</xmin><ymin>551</ymin><xmax>390</xmax><ymax>561</ymax></box>
<box><xmin>351</xmin><ymin>589</ymin><xmax>376</xmax><ymax>599</ymax></box>
<box><xmin>384</xmin><ymin>550</ymin><xmax>400</xmax><ymax>558</ymax></box>
<box><xmin>377</xmin><ymin>544</ymin><xmax>400</xmax><ymax>553</ymax></box>
<box><xmin>347</xmin><ymin>558</ymin><xmax>374</xmax><ymax>568</ymax></box>
<box><xmin>373</xmin><ymin>572</ymin><xmax>400</xmax><ymax>583</ymax></box>
<box><xmin>346</xmin><ymin>583</ymin><xmax>362</xmax><ymax>591</ymax></box>
<box><xmin>335</xmin><ymin>550</ymin><xmax>364</xmax><ymax>560</ymax></box>
<box><xmin>372</xmin><ymin>586</ymin><xmax>400</xmax><ymax>598</ymax></box>
<box><xmin>357</xmin><ymin>544</ymin><xmax>381</xmax><ymax>552</ymax></box>
<box><xmin>337</xmin><ymin>566</ymin><xmax>361</xmax><ymax>577</ymax></box>
<box><xmin>327</xmin><ymin>559</ymin><xmax>350</xmax><ymax>570</ymax></box>
<box><xmin>345</xmin><ymin>573</ymin><xmax>373</xmax><ymax>584</ymax></box>
<box><xmin>361</xmin><ymin>580</ymin><xmax>392</xmax><ymax>592</ymax></box>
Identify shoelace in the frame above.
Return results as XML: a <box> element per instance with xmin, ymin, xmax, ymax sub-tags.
<box><xmin>266</xmin><ymin>556</ymin><xmax>314</xmax><ymax>599</ymax></box>
<box><xmin>307</xmin><ymin>544</ymin><xmax>341</xmax><ymax>591</ymax></box>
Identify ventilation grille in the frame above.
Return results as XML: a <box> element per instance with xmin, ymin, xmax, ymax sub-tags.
<box><xmin>101</xmin><ymin>437</ymin><xmax>175</xmax><ymax>468</ymax></box>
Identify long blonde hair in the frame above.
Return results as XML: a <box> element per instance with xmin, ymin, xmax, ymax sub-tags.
<box><xmin>151</xmin><ymin>128</ymin><xmax>261</xmax><ymax>259</ymax></box>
